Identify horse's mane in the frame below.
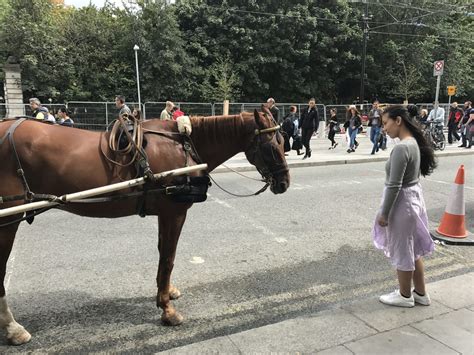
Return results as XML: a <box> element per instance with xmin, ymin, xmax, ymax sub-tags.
<box><xmin>189</xmin><ymin>113</ymin><xmax>255</xmax><ymax>145</ymax></box>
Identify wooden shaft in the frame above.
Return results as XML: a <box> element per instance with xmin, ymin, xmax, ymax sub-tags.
<box><xmin>0</xmin><ymin>164</ymin><xmax>208</xmax><ymax>218</ymax></box>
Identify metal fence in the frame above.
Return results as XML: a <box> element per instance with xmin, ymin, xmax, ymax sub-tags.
<box><xmin>0</xmin><ymin>101</ymin><xmax>454</xmax><ymax>130</ymax></box>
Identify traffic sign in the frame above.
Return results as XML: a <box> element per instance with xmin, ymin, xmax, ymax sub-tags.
<box><xmin>447</xmin><ymin>86</ymin><xmax>456</xmax><ymax>96</ymax></box>
<box><xmin>433</xmin><ymin>60</ymin><xmax>444</xmax><ymax>76</ymax></box>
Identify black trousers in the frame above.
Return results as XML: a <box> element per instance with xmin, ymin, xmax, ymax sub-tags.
<box><xmin>328</xmin><ymin>129</ymin><xmax>336</xmax><ymax>145</ymax></box>
<box><xmin>448</xmin><ymin>124</ymin><xmax>460</xmax><ymax>144</ymax></box>
<box><xmin>302</xmin><ymin>127</ymin><xmax>315</xmax><ymax>152</ymax></box>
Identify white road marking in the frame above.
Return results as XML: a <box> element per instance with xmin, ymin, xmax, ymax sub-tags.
<box><xmin>426</xmin><ymin>178</ymin><xmax>474</xmax><ymax>191</ymax></box>
<box><xmin>209</xmin><ymin>196</ymin><xmax>233</xmax><ymax>209</ymax></box>
<box><xmin>189</xmin><ymin>256</ymin><xmax>205</xmax><ymax>264</ymax></box>
<box><xmin>274</xmin><ymin>237</ymin><xmax>287</xmax><ymax>244</ymax></box>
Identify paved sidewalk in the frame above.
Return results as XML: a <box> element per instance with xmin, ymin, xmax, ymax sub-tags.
<box><xmin>214</xmin><ymin>134</ymin><xmax>473</xmax><ymax>173</ymax></box>
<box><xmin>160</xmin><ymin>272</ymin><xmax>474</xmax><ymax>354</ymax></box>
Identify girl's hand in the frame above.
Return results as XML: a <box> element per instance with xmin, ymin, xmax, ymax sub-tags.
<box><xmin>378</xmin><ymin>215</ymin><xmax>388</xmax><ymax>227</ymax></box>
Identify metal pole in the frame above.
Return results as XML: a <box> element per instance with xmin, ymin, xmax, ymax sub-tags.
<box><xmin>360</xmin><ymin>1</ymin><xmax>369</xmax><ymax>107</ymax></box>
<box><xmin>133</xmin><ymin>45</ymin><xmax>141</xmax><ymax>109</ymax></box>
<box><xmin>447</xmin><ymin>94</ymin><xmax>451</xmax><ymax>125</ymax></box>
<box><xmin>434</xmin><ymin>75</ymin><xmax>441</xmax><ymax>121</ymax></box>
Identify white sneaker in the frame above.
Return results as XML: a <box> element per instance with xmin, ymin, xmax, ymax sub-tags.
<box><xmin>413</xmin><ymin>290</ymin><xmax>431</xmax><ymax>306</ymax></box>
<box><xmin>379</xmin><ymin>290</ymin><xmax>414</xmax><ymax>308</ymax></box>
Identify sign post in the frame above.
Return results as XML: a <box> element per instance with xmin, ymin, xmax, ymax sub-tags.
<box><xmin>447</xmin><ymin>85</ymin><xmax>456</xmax><ymax>121</ymax></box>
<box><xmin>433</xmin><ymin>60</ymin><xmax>444</xmax><ymax>121</ymax></box>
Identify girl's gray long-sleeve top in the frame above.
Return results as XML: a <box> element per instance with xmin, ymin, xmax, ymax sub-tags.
<box><xmin>381</xmin><ymin>137</ymin><xmax>421</xmax><ymax>218</ymax></box>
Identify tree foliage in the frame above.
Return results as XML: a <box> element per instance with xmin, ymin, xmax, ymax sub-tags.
<box><xmin>0</xmin><ymin>0</ymin><xmax>472</xmax><ymax>104</ymax></box>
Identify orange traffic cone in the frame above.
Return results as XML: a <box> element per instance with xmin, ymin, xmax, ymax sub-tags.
<box><xmin>436</xmin><ymin>165</ymin><xmax>467</xmax><ymax>238</ymax></box>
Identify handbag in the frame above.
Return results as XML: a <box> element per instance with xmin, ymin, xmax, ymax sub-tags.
<box><xmin>332</xmin><ymin>124</ymin><xmax>340</xmax><ymax>133</ymax></box>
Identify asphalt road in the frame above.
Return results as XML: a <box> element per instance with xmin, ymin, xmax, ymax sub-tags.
<box><xmin>1</xmin><ymin>155</ymin><xmax>473</xmax><ymax>353</ymax></box>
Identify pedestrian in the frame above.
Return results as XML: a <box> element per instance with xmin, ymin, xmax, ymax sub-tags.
<box><xmin>290</xmin><ymin>108</ymin><xmax>303</xmax><ymax>156</ymax></box>
<box><xmin>418</xmin><ymin>109</ymin><xmax>429</xmax><ymax>126</ymax></box>
<box><xmin>57</xmin><ymin>106</ymin><xmax>74</xmax><ymax>127</ymax></box>
<box><xmin>266</xmin><ymin>98</ymin><xmax>280</xmax><ymax>124</ymax></box>
<box><xmin>29</xmin><ymin>98</ymin><xmax>49</xmax><ymax>121</ymax></box>
<box><xmin>300</xmin><ymin>98</ymin><xmax>319</xmax><ymax>159</ymax></box>
<box><xmin>132</xmin><ymin>106</ymin><xmax>142</xmax><ymax>121</ymax></box>
<box><xmin>343</xmin><ymin>105</ymin><xmax>362</xmax><ymax>153</ymax></box>
<box><xmin>458</xmin><ymin>101</ymin><xmax>472</xmax><ymax>148</ymax></box>
<box><xmin>115</xmin><ymin>95</ymin><xmax>131</xmax><ymax>116</ymax></box>
<box><xmin>172</xmin><ymin>106</ymin><xmax>185</xmax><ymax>120</ymax></box>
<box><xmin>368</xmin><ymin>100</ymin><xmax>383</xmax><ymax>155</ymax></box>
<box><xmin>464</xmin><ymin>104</ymin><xmax>474</xmax><ymax>149</ymax></box>
<box><xmin>282</xmin><ymin>106</ymin><xmax>297</xmax><ymax>155</ymax></box>
<box><xmin>373</xmin><ymin>104</ymin><xmax>437</xmax><ymax>308</ymax></box>
<box><xmin>427</xmin><ymin>102</ymin><xmax>445</xmax><ymax>126</ymax></box>
<box><xmin>160</xmin><ymin>101</ymin><xmax>174</xmax><ymax>120</ymax></box>
<box><xmin>327</xmin><ymin>108</ymin><xmax>339</xmax><ymax>149</ymax></box>
<box><xmin>447</xmin><ymin>102</ymin><xmax>462</xmax><ymax>144</ymax></box>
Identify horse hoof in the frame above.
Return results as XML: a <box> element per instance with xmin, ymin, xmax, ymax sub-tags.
<box><xmin>161</xmin><ymin>312</ymin><xmax>184</xmax><ymax>326</ymax></box>
<box><xmin>169</xmin><ymin>287</ymin><xmax>181</xmax><ymax>300</ymax></box>
<box><xmin>7</xmin><ymin>327</ymin><xmax>31</xmax><ymax>345</ymax></box>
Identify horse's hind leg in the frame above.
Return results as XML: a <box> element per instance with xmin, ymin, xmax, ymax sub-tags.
<box><xmin>156</xmin><ymin>209</ymin><xmax>188</xmax><ymax>326</ymax></box>
<box><xmin>0</xmin><ymin>222</ymin><xmax>31</xmax><ymax>345</ymax></box>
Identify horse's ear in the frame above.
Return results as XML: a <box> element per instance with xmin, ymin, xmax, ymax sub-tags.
<box><xmin>254</xmin><ymin>109</ymin><xmax>265</xmax><ymax>129</ymax></box>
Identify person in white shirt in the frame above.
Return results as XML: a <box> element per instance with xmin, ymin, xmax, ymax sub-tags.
<box><xmin>427</xmin><ymin>102</ymin><xmax>445</xmax><ymax>126</ymax></box>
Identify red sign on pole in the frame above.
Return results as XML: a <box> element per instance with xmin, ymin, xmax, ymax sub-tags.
<box><xmin>433</xmin><ymin>60</ymin><xmax>444</xmax><ymax>76</ymax></box>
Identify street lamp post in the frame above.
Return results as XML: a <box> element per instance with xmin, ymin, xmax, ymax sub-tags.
<box><xmin>133</xmin><ymin>44</ymin><xmax>141</xmax><ymax>108</ymax></box>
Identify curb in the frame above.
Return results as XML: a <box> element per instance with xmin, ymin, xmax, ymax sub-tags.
<box><xmin>213</xmin><ymin>150</ymin><xmax>473</xmax><ymax>174</ymax></box>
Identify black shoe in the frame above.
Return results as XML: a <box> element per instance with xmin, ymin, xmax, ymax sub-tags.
<box><xmin>302</xmin><ymin>154</ymin><xmax>308</xmax><ymax>160</ymax></box>
<box><xmin>297</xmin><ymin>152</ymin><xmax>304</xmax><ymax>156</ymax></box>
<box><xmin>466</xmin><ymin>146</ymin><xmax>472</xmax><ymax>149</ymax></box>
<box><xmin>370</xmin><ymin>152</ymin><xmax>375</xmax><ymax>155</ymax></box>
<box><xmin>347</xmin><ymin>149</ymin><xmax>352</xmax><ymax>153</ymax></box>
<box><xmin>458</xmin><ymin>144</ymin><xmax>466</xmax><ymax>148</ymax></box>
<box><xmin>333</xmin><ymin>142</ymin><xmax>338</xmax><ymax>149</ymax></box>
<box><xmin>308</xmin><ymin>149</ymin><xmax>312</xmax><ymax>157</ymax></box>
<box><xmin>355</xmin><ymin>142</ymin><xmax>359</xmax><ymax>149</ymax></box>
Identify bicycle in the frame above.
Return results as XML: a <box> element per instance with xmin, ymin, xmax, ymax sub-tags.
<box><xmin>422</xmin><ymin>121</ymin><xmax>446</xmax><ymax>151</ymax></box>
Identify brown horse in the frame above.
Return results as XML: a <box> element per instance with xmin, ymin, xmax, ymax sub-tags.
<box><xmin>0</xmin><ymin>110</ymin><xmax>289</xmax><ymax>345</ymax></box>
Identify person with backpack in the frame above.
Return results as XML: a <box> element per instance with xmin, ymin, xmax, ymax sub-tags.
<box><xmin>281</xmin><ymin>106</ymin><xmax>297</xmax><ymax>155</ymax></box>
<box><xmin>29</xmin><ymin>98</ymin><xmax>49</xmax><ymax>121</ymax></box>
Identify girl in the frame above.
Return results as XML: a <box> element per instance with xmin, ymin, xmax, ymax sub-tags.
<box><xmin>373</xmin><ymin>104</ymin><xmax>437</xmax><ymax>308</ymax></box>
<box><xmin>344</xmin><ymin>105</ymin><xmax>361</xmax><ymax>153</ymax></box>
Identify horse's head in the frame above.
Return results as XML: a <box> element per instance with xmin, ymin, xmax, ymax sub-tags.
<box><xmin>244</xmin><ymin>109</ymin><xmax>290</xmax><ymax>194</ymax></box>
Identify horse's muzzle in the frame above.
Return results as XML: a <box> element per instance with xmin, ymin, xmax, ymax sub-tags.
<box><xmin>270</xmin><ymin>173</ymin><xmax>290</xmax><ymax>194</ymax></box>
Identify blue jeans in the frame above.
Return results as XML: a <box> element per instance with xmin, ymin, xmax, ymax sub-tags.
<box><xmin>349</xmin><ymin>128</ymin><xmax>358</xmax><ymax>149</ymax></box>
<box><xmin>370</xmin><ymin>126</ymin><xmax>381</xmax><ymax>153</ymax></box>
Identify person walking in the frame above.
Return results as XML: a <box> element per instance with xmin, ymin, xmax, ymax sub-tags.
<box><xmin>57</xmin><ymin>106</ymin><xmax>74</xmax><ymax>127</ymax></box>
<box><xmin>447</xmin><ymin>102</ymin><xmax>462</xmax><ymax>144</ymax></box>
<box><xmin>160</xmin><ymin>101</ymin><xmax>174</xmax><ymax>120</ymax></box>
<box><xmin>344</xmin><ymin>105</ymin><xmax>362</xmax><ymax>153</ymax></box>
<box><xmin>300</xmin><ymin>98</ymin><xmax>319</xmax><ymax>159</ymax></box>
<box><xmin>281</xmin><ymin>106</ymin><xmax>297</xmax><ymax>155</ymax></box>
<box><xmin>373</xmin><ymin>104</ymin><xmax>437</xmax><ymax>308</ymax></box>
<box><xmin>327</xmin><ymin>108</ymin><xmax>339</xmax><ymax>149</ymax></box>
<box><xmin>266</xmin><ymin>98</ymin><xmax>280</xmax><ymax>124</ymax></box>
<box><xmin>115</xmin><ymin>95</ymin><xmax>131</xmax><ymax>116</ymax></box>
<box><xmin>29</xmin><ymin>98</ymin><xmax>49</xmax><ymax>120</ymax></box>
<box><xmin>458</xmin><ymin>101</ymin><xmax>472</xmax><ymax>148</ymax></box>
<box><xmin>368</xmin><ymin>100</ymin><xmax>383</xmax><ymax>155</ymax></box>
<box><xmin>464</xmin><ymin>104</ymin><xmax>474</xmax><ymax>149</ymax></box>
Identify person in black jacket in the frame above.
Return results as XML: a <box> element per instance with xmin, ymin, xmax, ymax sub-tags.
<box><xmin>266</xmin><ymin>98</ymin><xmax>280</xmax><ymax>124</ymax></box>
<box><xmin>300</xmin><ymin>98</ymin><xmax>319</xmax><ymax>159</ymax></box>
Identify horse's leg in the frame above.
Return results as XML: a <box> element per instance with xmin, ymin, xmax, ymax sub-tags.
<box><xmin>0</xmin><ymin>222</ymin><xmax>31</xmax><ymax>345</ymax></box>
<box><xmin>156</xmin><ymin>210</ymin><xmax>187</xmax><ymax>326</ymax></box>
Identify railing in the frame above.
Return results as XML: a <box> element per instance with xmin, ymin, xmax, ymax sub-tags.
<box><xmin>0</xmin><ymin>102</ymin><xmax>454</xmax><ymax>131</ymax></box>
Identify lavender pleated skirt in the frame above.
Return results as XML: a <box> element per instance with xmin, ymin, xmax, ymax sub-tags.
<box><xmin>372</xmin><ymin>183</ymin><xmax>434</xmax><ymax>271</ymax></box>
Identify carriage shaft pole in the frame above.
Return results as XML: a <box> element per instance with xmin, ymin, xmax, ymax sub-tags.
<box><xmin>0</xmin><ymin>164</ymin><xmax>208</xmax><ymax>218</ymax></box>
